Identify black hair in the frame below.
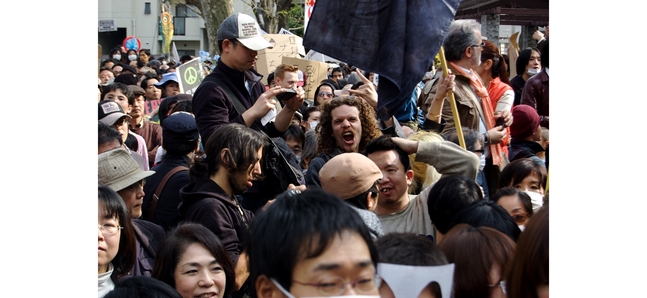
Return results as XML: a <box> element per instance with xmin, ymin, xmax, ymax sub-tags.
<box><xmin>124</xmin><ymin>133</ymin><xmax>139</xmax><ymax>152</ymax></box>
<box><xmin>104</xmin><ymin>276</ymin><xmax>182</xmax><ymax>298</ymax></box>
<box><xmin>302</xmin><ymin>106</ymin><xmax>320</xmax><ymax>123</ymax></box>
<box><xmin>364</xmin><ymin>135</ymin><xmax>411</xmax><ymax>172</ymax></box>
<box><xmin>450</xmin><ymin>200</ymin><xmax>521</xmax><ymax>242</ymax></box>
<box><xmin>267</xmin><ymin>72</ymin><xmax>275</xmax><ymax>86</ymax></box>
<box><xmin>99</xmin><ymin>122</ymin><xmax>124</xmax><ymax>147</ymax></box>
<box><xmin>427</xmin><ymin>175</ymin><xmax>483</xmax><ymax>235</ymax></box>
<box><xmin>540</xmin><ymin>40</ymin><xmax>549</xmax><ymax>68</ymax></box>
<box><xmin>101</xmin><ymin>82</ymin><xmax>133</xmax><ymax>102</ymax></box>
<box><xmin>248</xmin><ymin>188</ymin><xmax>378</xmax><ymax>296</ymax></box>
<box><xmin>491</xmin><ymin>187</ymin><xmax>534</xmax><ymax>218</ymax></box>
<box><xmin>282</xmin><ymin>124</ymin><xmax>305</xmax><ymax>151</ymax></box>
<box><xmin>98</xmin><ymin>185</ymin><xmax>136</xmax><ymax>280</ymax></box>
<box><xmin>515</xmin><ymin>48</ymin><xmax>539</xmax><ymax>75</ymax></box>
<box><xmin>442</xmin><ymin>127</ymin><xmax>483</xmax><ymax>152</ymax></box>
<box><xmin>190</xmin><ymin>123</ymin><xmax>266</xmax><ymax>179</ymax></box>
<box><xmin>140</xmin><ymin>72</ymin><xmax>160</xmax><ymax>91</ymax></box>
<box><xmin>158</xmin><ymin>94</ymin><xmax>192</xmax><ymax>126</ymax></box>
<box><xmin>180</xmin><ymin>55</ymin><xmax>193</xmax><ymax>63</ymax></box>
<box><xmin>344</xmin><ymin>182</ymin><xmax>378</xmax><ymax>210</ymax></box>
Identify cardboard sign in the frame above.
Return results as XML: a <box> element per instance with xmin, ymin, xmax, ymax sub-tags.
<box><xmin>281</xmin><ymin>56</ymin><xmax>328</xmax><ymax>101</ymax></box>
<box><xmin>177</xmin><ymin>58</ymin><xmax>204</xmax><ymax>95</ymax></box>
<box><xmin>255</xmin><ymin>34</ymin><xmax>305</xmax><ymax>80</ymax></box>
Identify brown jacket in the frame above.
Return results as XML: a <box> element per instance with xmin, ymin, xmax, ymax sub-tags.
<box><xmin>419</xmin><ymin>64</ymin><xmax>485</xmax><ymax>134</ymax></box>
<box><xmin>131</xmin><ymin>119</ymin><xmax>162</xmax><ymax>167</ymax></box>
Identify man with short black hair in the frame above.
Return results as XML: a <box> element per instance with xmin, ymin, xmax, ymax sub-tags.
<box><xmin>249</xmin><ymin>189</ymin><xmax>380</xmax><ymax>297</ymax></box>
<box><xmin>364</xmin><ymin>135</ymin><xmax>479</xmax><ymax>239</ymax></box>
<box><xmin>128</xmin><ymin>85</ymin><xmax>162</xmax><ymax>168</ymax></box>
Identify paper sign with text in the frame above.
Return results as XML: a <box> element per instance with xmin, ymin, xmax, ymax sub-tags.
<box><xmin>281</xmin><ymin>56</ymin><xmax>328</xmax><ymax>101</ymax></box>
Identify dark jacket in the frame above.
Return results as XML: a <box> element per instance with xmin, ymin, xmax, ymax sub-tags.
<box><xmin>305</xmin><ymin>148</ymin><xmax>343</xmax><ymax>187</ymax></box>
<box><xmin>178</xmin><ymin>176</ymin><xmax>254</xmax><ymax>267</ymax></box>
<box><xmin>131</xmin><ymin>219</ymin><xmax>165</xmax><ymax>277</ymax></box>
<box><xmin>192</xmin><ymin>58</ymin><xmax>282</xmax><ymax>147</ymax></box>
<box><xmin>520</xmin><ymin>69</ymin><xmax>549</xmax><ymax>129</ymax></box>
<box><xmin>142</xmin><ymin>154</ymin><xmax>191</xmax><ymax>231</ymax></box>
<box><xmin>509</xmin><ymin>75</ymin><xmax>526</xmax><ymax>107</ymax></box>
<box><xmin>508</xmin><ymin>138</ymin><xmax>546</xmax><ymax>166</ymax></box>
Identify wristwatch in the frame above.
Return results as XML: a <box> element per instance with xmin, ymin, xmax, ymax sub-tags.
<box><xmin>483</xmin><ymin>133</ymin><xmax>490</xmax><ymax>145</ymax></box>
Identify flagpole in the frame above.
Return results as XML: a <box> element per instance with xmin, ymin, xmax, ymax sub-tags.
<box><xmin>437</xmin><ymin>46</ymin><xmax>466</xmax><ymax>149</ymax></box>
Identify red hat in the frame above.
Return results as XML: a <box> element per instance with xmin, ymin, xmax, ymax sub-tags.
<box><xmin>510</xmin><ymin>105</ymin><xmax>540</xmax><ymax>139</ymax></box>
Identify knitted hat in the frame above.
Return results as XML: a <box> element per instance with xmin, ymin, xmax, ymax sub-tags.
<box><xmin>510</xmin><ymin>104</ymin><xmax>540</xmax><ymax>139</ymax></box>
<box><xmin>98</xmin><ymin>148</ymin><xmax>155</xmax><ymax>192</ymax></box>
<box><xmin>319</xmin><ymin>153</ymin><xmax>382</xmax><ymax>199</ymax></box>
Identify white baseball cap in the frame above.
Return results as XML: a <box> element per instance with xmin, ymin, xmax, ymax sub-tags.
<box><xmin>217</xmin><ymin>13</ymin><xmax>273</xmax><ymax>51</ymax></box>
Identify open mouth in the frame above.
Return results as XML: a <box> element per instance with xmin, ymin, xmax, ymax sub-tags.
<box><xmin>380</xmin><ymin>187</ymin><xmax>394</xmax><ymax>196</ymax></box>
<box><xmin>343</xmin><ymin>132</ymin><xmax>354</xmax><ymax>143</ymax></box>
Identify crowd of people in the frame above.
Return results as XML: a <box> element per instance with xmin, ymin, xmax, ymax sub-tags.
<box><xmin>98</xmin><ymin>12</ymin><xmax>549</xmax><ymax>298</ymax></box>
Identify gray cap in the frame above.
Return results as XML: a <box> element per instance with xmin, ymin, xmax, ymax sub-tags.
<box><xmin>216</xmin><ymin>13</ymin><xmax>273</xmax><ymax>51</ymax></box>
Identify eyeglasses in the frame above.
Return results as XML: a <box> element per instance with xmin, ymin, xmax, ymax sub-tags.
<box><xmin>511</xmin><ymin>213</ymin><xmax>529</xmax><ymax>224</ymax></box>
<box><xmin>318</xmin><ymin>92</ymin><xmax>333</xmax><ymax>98</ymax></box>
<box><xmin>123</xmin><ymin>179</ymin><xmax>146</xmax><ymax>193</ymax></box>
<box><xmin>489</xmin><ymin>280</ymin><xmax>506</xmax><ymax>295</ymax></box>
<box><xmin>98</xmin><ymin>224</ymin><xmax>123</xmax><ymax>235</ymax></box>
<box><xmin>470</xmin><ymin>42</ymin><xmax>485</xmax><ymax>48</ymax></box>
<box><xmin>292</xmin><ymin>275</ymin><xmax>381</xmax><ymax>296</ymax></box>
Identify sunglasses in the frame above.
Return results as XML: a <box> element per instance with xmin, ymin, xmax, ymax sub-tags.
<box><xmin>318</xmin><ymin>92</ymin><xmax>333</xmax><ymax>98</ymax></box>
<box><xmin>511</xmin><ymin>213</ymin><xmax>528</xmax><ymax>224</ymax></box>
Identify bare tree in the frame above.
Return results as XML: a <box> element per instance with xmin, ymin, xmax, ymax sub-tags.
<box><xmin>241</xmin><ymin>0</ymin><xmax>293</xmax><ymax>34</ymax></box>
<box><xmin>170</xmin><ymin>0</ymin><xmax>233</xmax><ymax>55</ymax></box>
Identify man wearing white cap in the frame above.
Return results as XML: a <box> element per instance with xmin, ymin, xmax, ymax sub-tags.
<box><xmin>192</xmin><ymin>13</ymin><xmax>305</xmax><ymax>145</ymax></box>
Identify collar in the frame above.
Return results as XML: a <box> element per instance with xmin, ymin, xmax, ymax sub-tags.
<box><xmin>132</xmin><ymin>117</ymin><xmax>145</xmax><ymax>129</ymax></box>
<box><xmin>215</xmin><ymin>58</ymin><xmax>263</xmax><ymax>85</ymax></box>
<box><xmin>511</xmin><ymin>138</ymin><xmax>545</xmax><ymax>153</ymax></box>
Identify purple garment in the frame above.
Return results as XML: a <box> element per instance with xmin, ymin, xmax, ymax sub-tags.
<box><xmin>303</xmin><ymin>0</ymin><xmax>461</xmax><ymax>120</ymax></box>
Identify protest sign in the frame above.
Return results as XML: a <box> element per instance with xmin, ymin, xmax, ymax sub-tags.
<box><xmin>177</xmin><ymin>58</ymin><xmax>204</xmax><ymax>95</ymax></box>
<box><xmin>281</xmin><ymin>56</ymin><xmax>328</xmax><ymax>101</ymax></box>
<box><xmin>255</xmin><ymin>34</ymin><xmax>304</xmax><ymax>80</ymax></box>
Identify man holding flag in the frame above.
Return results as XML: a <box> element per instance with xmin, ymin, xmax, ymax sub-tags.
<box><xmin>421</xmin><ymin>19</ymin><xmax>513</xmax><ymax>196</ymax></box>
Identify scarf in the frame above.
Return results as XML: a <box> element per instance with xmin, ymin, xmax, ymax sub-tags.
<box><xmin>450</xmin><ymin>62</ymin><xmax>502</xmax><ymax>166</ymax></box>
<box><xmin>487</xmin><ymin>77</ymin><xmax>513</xmax><ymax>156</ymax></box>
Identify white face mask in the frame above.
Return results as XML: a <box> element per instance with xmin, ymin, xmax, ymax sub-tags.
<box><xmin>128</xmin><ymin>54</ymin><xmax>137</xmax><ymax>61</ymax></box>
<box><xmin>112</xmin><ymin>54</ymin><xmax>121</xmax><ymax>61</ymax></box>
<box><xmin>162</xmin><ymin>61</ymin><xmax>167</xmax><ymax>65</ymax></box>
<box><xmin>478</xmin><ymin>153</ymin><xmax>486</xmax><ymax>172</ymax></box>
<box><xmin>518</xmin><ymin>224</ymin><xmax>525</xmax><ymax>232</ymax></box>
<box><xmin>270</xmin><ymin>278</ymin><xmax>379</xmax><ymax>298</ymax></box>
<box><xmin>526</xmin><ymin>68</ymin><xmax>539</xmax><ymax>76</ymax></box>
<box><xmin>308</xmin><ymin>121</ymin><xmax>319</xmax><ymax>131</ymax></box>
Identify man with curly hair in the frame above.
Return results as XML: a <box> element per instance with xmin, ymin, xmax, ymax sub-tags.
<box><xmin>305</xmin><ymin>96</ymin><xmax>383</xmax><ymax>187</ymax></box>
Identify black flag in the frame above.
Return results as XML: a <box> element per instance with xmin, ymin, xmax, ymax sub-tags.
<box><xmin>303</xmin><ymin>0</ymin><xmax>461</xmax><ymax>120</ymax></box>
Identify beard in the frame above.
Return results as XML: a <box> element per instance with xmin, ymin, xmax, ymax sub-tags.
<box><xmin>227</xmin><ymin>172</ymin><xmax>250</xmax><ymax>195</ymax></box>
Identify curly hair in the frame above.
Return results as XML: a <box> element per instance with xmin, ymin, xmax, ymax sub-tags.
<box><xmin>315</xmin><ymin>96</ymin><xmax>382</xmax><ymax>155</ymax></box>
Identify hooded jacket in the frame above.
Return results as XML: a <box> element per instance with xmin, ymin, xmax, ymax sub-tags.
<box><xmin>178</xmin><ymin>176</ymin><xmax>254</xmax><ymax>266</ymax></box>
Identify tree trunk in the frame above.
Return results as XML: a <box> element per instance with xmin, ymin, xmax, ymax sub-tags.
<box><xmin>196</xmin><ymin>0</ymin><xmax>234</xmax><ymax>55</ymax></box>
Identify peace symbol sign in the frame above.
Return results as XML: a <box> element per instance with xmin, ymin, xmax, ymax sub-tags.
<box><xmin>184</xmin><ymin>67</ymin><xmax>198</xmax><ymax>85</ymax></box>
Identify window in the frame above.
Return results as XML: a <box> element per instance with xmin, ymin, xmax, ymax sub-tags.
<box><xmin>174</xmin><ymin>17</ymin><xmax>185</xmax><ymax>36</ymax></box>
<box><xmin>144</xmin><ymin>2</ymin><xmax>151</xmax><ymax>14</ymax></box>
<box><xmin>176</xmin><ymin>4</ymin><xmax>198</xmax><ymax>18</ymax></box>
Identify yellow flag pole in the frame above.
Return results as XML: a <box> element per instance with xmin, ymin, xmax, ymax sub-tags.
<box><xmin>437</xmin><ymin>46</ymin><xmax>466</xmax><ymax>149</ymax></box>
